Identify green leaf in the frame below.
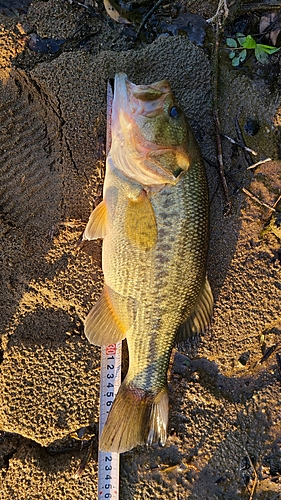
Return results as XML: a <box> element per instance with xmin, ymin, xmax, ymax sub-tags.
<box><xmin>229</xmin><ymin>50</ymin><xmax>236</xmax><ymax>59</ymax></box>
<box><xmin>258</xmin><ymin>44</ymin><xmax>280</xmax><ymax>55</ymax></box>
<box><xmin>255</xmin><ymin>45</ymin><xmax>269</xmax><ymax>62</ymax></box>
<box><xmin>232</xmin><ymin>56</ymin><xmax>241</xmax><ymax>66</ymax></box>
<box><xmin>231</xmin><ymin>49</ymin><xmax>247</xmax><ymax>67</ymax></box>
<box><xmin>241</xmin><ymin>35</ymin><xmax>257</xmax><ymax>49</ymax></box>
<box><xmin>236</xmin><ymin>33</ymin><xmax>246</xmax><ymax>46</ymax></box>
<box><xmin>239</xmin><ymin>49</ymin><xmax>247</xmax><ymax>62</ymax></box>
<box><xmin>226</xmin><ymin>38</ymin><xmax>237</xmax><ymax>48</ymax></box>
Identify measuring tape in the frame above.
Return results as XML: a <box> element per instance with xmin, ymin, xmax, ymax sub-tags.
<box><xmin>98</xmin><ymin>81</ymin><xmax>121</xmax><ymax>499</ymax></box>
<box><xmin>98</xmin><ymin>343</ymin><xmax>122</xmax><ymax>499</ymax></box>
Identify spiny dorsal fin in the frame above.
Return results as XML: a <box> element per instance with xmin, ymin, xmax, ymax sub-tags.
<box><xmin>125</xmin><ymin>191</ymin><xmax>157</xmax><ymax>250</ymax></box>
<box><xmin>83</xmin><ymin>200</ymin><xmax>107</xmax><ymax>241</ymax></box>
<box><xmin>176</xmin><ymin>277</ymin><xmax>213</xmax><ymax>342</ymax></box>
<box><xmin>84</xmin><ymin>285</ymin><xmax>134</xmax><ymax>346</ymax></box>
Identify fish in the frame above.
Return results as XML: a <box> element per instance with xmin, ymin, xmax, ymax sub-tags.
<box><xmin>83</xmin><ymin>73</ymin><xmax>213</xmax><ymax>453</ymax></box>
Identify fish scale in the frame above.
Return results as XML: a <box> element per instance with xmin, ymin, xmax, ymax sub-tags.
<box><xmin>124</xmin><ymin>177</ymin><xmax>208</xmax><ymax>389</ymax></box>
<box><xmin>83</xmin><ymin>73</ymin><xmax>213</xmax><ymax>453</ymax></box>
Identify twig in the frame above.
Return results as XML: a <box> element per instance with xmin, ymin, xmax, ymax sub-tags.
<box><xmin>242</xmin><ymin>187</ymin><xmax>276</xmax><ymax>212</ymax></box>
<box><xmin>71</xmin><ymin>0</ymin><xmax>100</xmax><ymax>17</ymax></box>
<box><xmin>240</xmin><ymin>3</ymin><xmax>281</xmax><ymax>12</ymax></box>
<box><xmin>136</xmin><ymin>0</ymin><xmax>163</xmax><ymax>37</ymax></box>
<box><xmin>211</xmin><ymin>10</ymin><xmax>231</xmax><ymax>214</ymax></box>
<box><xmin>244</xmin><ymin>450</ymin><xmax>258</xmax><ymax>500</ymax></box>
<box><xmin>276</xmin><ymin>353</ymin><xmax>281</xmax><ymax>377</ymax></box>
<box><xmin>74</xmin><ymin>440</ymin><xmax>95</xmax><ymax>478</ymax></box>
<box><xmin>247</xmin><ymin>158</ymin><xmax>271</xmax><ymax>169</ymax></box>
<box><xmin>221</xmin><ymin>134</ymin><xmax>258</xmax><ymax>156</ymax></box>
<box><xmin>215</xmin><ymin>111</ymin><xmax>231</xmax><ymax>214</ymax></box>
<box><xmin>76</xmin><ymin>1</ymin><xmax>91</xmax><ymax>8</ymax></box>
<box><xmin>273</xmin><ymin>193</ymin><xmax>281</xmax><ymax>208</ymax></box>
<box><xmin>258</xmin><ymin>14</ymin><xmax>281</xmax><ymax>44</ymax></box>
<box><xmin>235</xmin><ymin>114</ymin><xmax>253</xmax><ymax>167</ymax></box>
<box><xmin>259</xmin><ymin>343</ymin><xmax>279</xmax><ymax>364</ymax></box>
<box><xmin>207</xmin><ymin>0</ymin><xmax>229</xmax><ymax>24</ymax></box>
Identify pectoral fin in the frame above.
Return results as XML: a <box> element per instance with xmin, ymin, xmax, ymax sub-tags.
<box><xmin>176</xmin><ymin>277</ymin><xmax>213</xmax><ymax>342</ymax></box>
<box><xmin>83</xmin><ymin>200</ymin><xmax>107</xmax><ymax>241</ymax></box>
<box><xmin>125</xmin><ymin>191</ymin><xmax>157</xmax><ymax>250</ymax></box>
<box><xmin>85</xmin><ymin>285</ymin><xmax>135</xmax><ymax>346</ymax></box>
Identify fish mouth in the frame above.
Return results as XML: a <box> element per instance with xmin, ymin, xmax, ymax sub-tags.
<box><xmin>113</xmin><ymin>73</ymin><xmax>171</xmax><ymax>119</ymax></box>
<box><xmin>113</xmin><ymin>73</ymin><xmax>130</xmax><ymax>119</ymax></box>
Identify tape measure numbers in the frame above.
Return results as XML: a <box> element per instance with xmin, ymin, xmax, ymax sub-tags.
<box><xmin>98</xmin><ymin>343</ymin><xmax>122</xmax><ymax>499</ymax></box>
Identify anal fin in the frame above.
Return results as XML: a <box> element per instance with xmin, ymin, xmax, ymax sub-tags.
<box><xmin>84</xmin><ymin>285</ymin><xmax>134</xmax><ymax>346</ymax></box>
<box><xmin>176</xmin><ymin>276</ymin><xmax>213</xmax><ymax>342</ymax></box>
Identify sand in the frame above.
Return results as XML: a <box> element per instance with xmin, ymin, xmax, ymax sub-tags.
<box><xmin>1</xmin><ymin>1</ymin><xmax>281</xmax><ymax>498</ymax></box>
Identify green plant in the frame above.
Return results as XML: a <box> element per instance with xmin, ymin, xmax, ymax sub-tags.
<box><xmin>226</xmin><ymin>33</ymin><xmax>280</xmax><ymax>66</ymax></box>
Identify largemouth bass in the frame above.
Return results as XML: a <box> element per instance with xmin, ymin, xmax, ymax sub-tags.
<box><xmin>83</xmin><ymin>73</ymin><xmax>213</xmax><ymax>453</ymax></box>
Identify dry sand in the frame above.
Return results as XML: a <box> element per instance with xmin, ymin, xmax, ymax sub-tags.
<box><xmin>0</xmin><ymin>1</ymin><xmax>281</xmax><ymax>498</ymax></box>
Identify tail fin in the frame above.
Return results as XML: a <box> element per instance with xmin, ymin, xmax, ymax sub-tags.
<box><xmin>99</xmin><ymin>382</ymin><xmax>169</xmax><ymax>453</ymax></box>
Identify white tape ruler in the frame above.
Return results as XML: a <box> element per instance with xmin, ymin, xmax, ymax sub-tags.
<box><xmin>98</xmin><ymin>343</ymin><xmax>121</xmax><ymax>499</ymax></box>
<box><xmin>98</xmin><ymin>81</ymin><xmax>121</xmax><ymax>500</ymax></box>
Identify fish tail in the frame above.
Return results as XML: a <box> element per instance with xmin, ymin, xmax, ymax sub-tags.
<box><xmin>99</xmin><ymin>381</ymin><xmax>169</xmax><ymax>453</ymax></box>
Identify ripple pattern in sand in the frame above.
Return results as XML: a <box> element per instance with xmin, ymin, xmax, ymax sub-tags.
<box><xmin>0</xmin><ymin>70</ymin><xmax>62</xmax><ymax>233</ymax></box>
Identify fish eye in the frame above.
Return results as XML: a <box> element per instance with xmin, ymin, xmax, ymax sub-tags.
<box><xmin>169</xmin><ymin>106</ymin><xmax>180</xmax><ymax>119</ymax></box>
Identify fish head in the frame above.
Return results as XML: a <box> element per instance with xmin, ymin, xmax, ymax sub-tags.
<box><xmin>111</xmin><ymin>73</ymin><xmax>193</xmax><ymax>187</ymax></box>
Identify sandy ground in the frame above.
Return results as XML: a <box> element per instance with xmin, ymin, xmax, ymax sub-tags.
<box><xmin>0</xmin><ymin>1</ymin><xmax>281</xmax><ymax>498</ymax></box>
